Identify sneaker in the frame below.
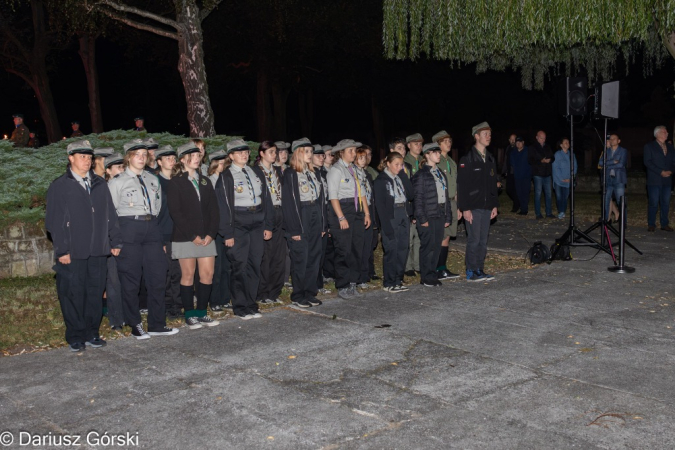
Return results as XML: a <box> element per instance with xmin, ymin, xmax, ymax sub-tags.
<box><xmin>237</xmin><ymin>313</ymin><xmax>254</xmax><ymax>320</ymax></box>
<box><xmin>69</xmin><ymin>342</ymin><xmax>86</xmax><ymax>352</ymax></box>
<box><xmin>257</xmin><ymin>298</ymin><xmax>275</xmax><ymax>305</ymax></box>
<box><xmin>535</xmin><ymin>215</ymin><xmax>543</xmax><ymax>220</ymax></box>
<box><xmin>466</xmin><ymin>270</ymin><xmax>483</xmax><ymax>282</ymax></box>
<box><xmin>273</xmin><ymin>298</ymin><xmax>284</xmax><ymax>304</ymax></box>
<box><xmin>350</xmin><ymin>283</ymin><xmax>363</xmax><ymax>297</ymax></box>
<box><xmin>131</xmin><ymin>323</ymin><xmax>151</xmax><ymax>340</ymax></box>
<box><xmin>210</xmin><ymin>305</ymin><xmax>226</xmax><ymax>312</ymax></box>
<box><xmin>223</xmin><ymin>303</ymin><xmax>233</xmax><ymax>309</ymax></box>
<box><xmin>307</xmin><ymin>297</ymin><xmax>322</xmax><ymax>306</ymax></box>
<box><xmin>323</xmin><ymin>277</ymin><xmax>335</xmax><ymax>283</ymax></box>
<box><xmin>251</xmin><ymin>312</ymin><xmax>263</xmax><ymax>318</ymax></box>
<box><xmin>357</xmin><ymin>283</ymin><xmax>373</xmax><ymax>289</ymax></box>
<box><xmin>293</xmin><ymin>299</ymin><xmax>312</xmax><ymax>308</ymax></box>
<box><xmin>338</xmin><ymin>288</ymin><xmax>354</xmax><ymax>299</ymax></box>
<box><xmin>546</xmin><ymin>214</ymin><xmax>556</xmax><ymax>219</ymax></box>
<box><xmin>167</xmin><ymin>308</ymin><xmax>183</xmax><ymax>319</ymax></box>
<box><xmin>404</xmin><ymin>270</ymin><xmax>416</xmax><ymax>277</ymax></box>
<box><xmin>185</xmin><ymin>317</ymin><xmax>203</xmax><ymax>329</ymax></box>
<box><xmin>384</xmin><ymin>285</ymin><xmax>406</xmax><ymax>293</ymax></box>
<box><xmin>318</xmin><ymin>288</ymin><xmax>332</xmax><ymax>295</ymax></box>
<box><xmin>139</xmin><ymin>309</ymin><xmax>148</xmax><ymax>314</ymax></box>
<box><xmin>558</xmin><ymin>212</ymin><xmax>565</xmax><ymax>219</ymax></box>
<box><xmin>445</xmin><ymin>271</ymin><xmax>460</xmax><ymax>279</ymax></box>
<box><xmin>197</xmin><ymin>316</ymin><xmax>219</xmax><ymax>327</ymax></box>
<box><xmin>476</xmin><ymin>269</ymin><xmax>495</xmax><ymax>281</ymax></box>
<box><xmin>370</xmin><ymin>275</ymin><xmax>381</xmax><ymax>281</ymax></box>
<box><xmin>85</xmin><ymin>337</ymin><xmax>107</xmax><ymax>348</ymax></box>
<box><xmin>148</xmin><ymin>327</ymin><xmax>179</xmax><ymax>336</ymax></box>
<box><xmin>423</xmin><ymin>280</ymin><xmax>442</xmax><ymax>287</ymax></box>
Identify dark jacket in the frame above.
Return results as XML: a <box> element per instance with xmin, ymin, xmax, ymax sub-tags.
<box><xmin>412</xmin><ymin>165</ymin><xmax>452</xmax><ymax>225</ymax></box>
<box><xmin>457</xmin><ymin>147</ymin><xmax>499</xmax><ymax>212</ymax></box>
<box><xmin>166</xmin><ymin>171</ymin><xmax>220</xmax><ymax>242</ymax></box>
<box><xmin>46</xmin><ymin>169</ymin><xmax>119</xmax><ymax>259</ymax></box>
<box><xmin>362</xmin><ymin>168</ymin><xmax>379</xmax><ymax>229</ymax></box>
<box><xmin>215</xmin><ymin>166</ymin><xmax>273</xmax><ymax>240</ymax></box>
<box><xmin>398</xmin><ymin>168</ymin><xmax>415</xmax><ymax>217</ymax></box>
<box><xmin>644</xmin><ymin>140</ymin><xmax>675</xmax><ymax>186</ymax></box>
<box><xmin>511</xmin><ymin>147</ymin><xmax>532</xmax><ymax>180</ymax></box>
<box><xmin>374</xmin><ymin>171</ymin><xmax>412</xmax><ymax>238</ymax></box>
<box><xmin>528</xmin><ymin>142</ymin><xmax>555</xmax><ymax>177</ymax></box>
<box><xmin>281</xmin><ymin>168</ymin><xmax>327</xmax><ymax>237</ymax></box>
<box><xmin>156</xmin><ymin>175</ymin><xmax>174</xmax><ymax>242</ymax></box>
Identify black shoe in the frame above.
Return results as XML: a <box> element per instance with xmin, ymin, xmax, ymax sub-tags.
<box><xmin>307</xmin><ymin>297</ymin><xmax>322</xmax><ymax>306</ymax></box>
<box><xmin>293</xmin><ymin>299</ymin><xmax>312</xmax><ymax>308</ymax></box>
<box><xmin>147</xmin><ymin>327</ymin><xmax>179</xmax><ymax>336</ymax></box>
<box><xmin>404</xmin><ymin>270</ymin><xmax>416</xmax><ymax>277</ymax></box>
<box><xmin>210</xmin><ymin>305</ymin><xmax>226</xmax><ymax>312</ymax></box>
<box><xmin>85</xmin><ymin>337</ymin><xmax>107</xmax><ymax>348</ymax></box>
<box><xmin>69</xmin><ymin>342</ymin><xmax>86</xmax><ymax>352</ymax></box>
<box><xmin>546</xmin><ymin>214</ymin><xmax>556</xmax><ymax>219</ymax></box>
<box><xmin>131</xmin><ymin>323</ymin><xmax>151</xmax><ymax>340</ymax></box>
<box><xmin>517</xmin><ymin>211</ymin><xmax>528</xmax><ymax>215</ymax></box>
<box><xmin>370</xmin><ymin>275</ymin><xmax>381</xmax><ymax>281</ymax></box>
<box><xmin>510</xmin><ymin>206</ymin><xmax>518</xmax><ymax>213</ymax></box>
<box><xmin>166</xmin><ymin>308</ymin><xmax>183</xmax><ymax>319</ymax></box>
<box><xmin>536</xmin><ymin>215</ymin><xmax>544</xmax><ymax>220</ymax></box>
<box><xmin>475</xmin><ymin>269</ymin><xmax>495</xmax><ymax>281</ymax></box>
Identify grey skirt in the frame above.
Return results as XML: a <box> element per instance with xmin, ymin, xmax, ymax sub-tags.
<box><xmin>171</xmin><ymin>240</ymin><xmax>217</xmax><ymax>259</ymax></box>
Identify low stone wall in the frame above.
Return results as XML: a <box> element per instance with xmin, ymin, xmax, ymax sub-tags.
<box><xmin>0</xmin><ymin>224</ymin><xmax>54</xmax><ymax>278</ymax></box>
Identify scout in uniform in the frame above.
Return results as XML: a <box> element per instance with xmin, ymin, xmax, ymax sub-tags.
<box><xmin>215</xmin><ymin>139</ymin><xmax>273</xmax><ymax>319</ymax></box>
<box><xmin>282</xmin><ymin>138</ymin><xmax>325</xmax><ymax>308</ymax></box>
<box><xmin>46</xmin><ymin>140</ymin><xmax>119</xmax><ymax>351</ymax></box>
<box><xmin>166</xmin><ymin>142</ymin><xmax>220</xmax><ymax>329</ymax></box>
<box><xmin>412</xmin><ymin>143</ymin><xmax>453</xmax><ymax>287</ymax></box>
<box><xmin>103</xmin><ymin>152</ymin><xmax>126</xmax><ymax>331</ymax></box>
<box><xmin>143</xmin><ymin>137</ymin><xmax>160</xmax><ymax>173</ymax></box>
<box><xmin>274</xmin><ymin>141</ymin><xmax>290</xmax><ymax>173</ymax></box>
<box><xmin>361</xmin><ymin>145</ymin><xmax>381</xmax><ymax>282</ymax></box>
<box><xmin>133</xmin><ymin>116</ymin><xmax>146</xmax><ymax>132</ymax></box>
<box><xmin>10</xmin><ymin>114</ymin><xmax>29</xmax><ymax>147</ymax></box>
<box><xmin>354</xmin><ymin>147</ymin><xmax>376</xmax><ymax>289</ymax></box>
<box><xmin>312</xmin><ymin>145</ymin><xmax>332</xmax><ymax>295</ymax></box>
<box><xmin>108</xmin><ymin>139</ymin><xmax>179</xmax><ymax>339</ymax></box>
<box><xmin>326</xmin><ymin>139</ymin><xmax>372</xmax><ymax>300</ymax></box>
<box><xmin>432</xmin><ymin>130</ymin><xmax>460</xmax><ymax>280</ymax></box>
<box><xmin>404</xmin><ymin>133</ymin><xmax>423</xmax><ymax>276</ymax></box>
<box><xmin>71</xmin><ymin>121</ymin><xmax>84</xmax><ymax>138</ymax></box>
<box><xmin>93</xmin><ymin>147</ymin><xmax>114</xmax><ymax>178</ymax></box>
<box><xmin>252</xmin><ymin>141</ymin><xmax>286</xmax><ymax>305</ymax></box>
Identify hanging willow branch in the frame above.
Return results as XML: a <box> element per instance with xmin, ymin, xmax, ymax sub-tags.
<box><xmin>383</xmin><ymin>0</ymin><xmax>675</xmax><ymax>89</ymax></box>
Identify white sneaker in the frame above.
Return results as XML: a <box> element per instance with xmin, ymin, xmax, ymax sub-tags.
<box><xmin>251</xmin><ymin>312</ymin><xmax>263</xmax><ymax>319</ymax></box>
<box><xmin>238</xmin><ymin>314</ymin><xmax>254</xmax><ymax>320</ymax></box>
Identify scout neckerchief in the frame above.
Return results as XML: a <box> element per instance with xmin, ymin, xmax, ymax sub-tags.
<box><xmin>137</xmin><ymin>175</ymin><xmax>153</xmax><ymax>213</ymax></box>
<box><xmin>304</xmin><ymin>170</ymin><xmax>318</xmax><ymax>200</ymax></box>
<box><xmin>262</xmin><ymin>163</ymin><xmax>281</xmax><ymax>202</ymax></box>
<box><xmin>242</xmin><ymin>167</ymin><xmax>257</xmax><ymax>205</ymax></box>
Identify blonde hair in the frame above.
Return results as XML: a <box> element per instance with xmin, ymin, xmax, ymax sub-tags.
<box><xmin>377</xmin><ymin>152</ymin><xmax>403</xmax><ymax>171</ymax></box>
<box><xmin>290</xmin><ymin>147</ymin><xmax>309</xmax><ymax>173</ymax></box>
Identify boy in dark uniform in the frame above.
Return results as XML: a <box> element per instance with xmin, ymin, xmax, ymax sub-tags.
<box><xmin>10</xmin><ymin>114</ymin><xmax>30</xmax><ymax>147</ymax></box>
<box><xmin>71</xmin><ymin>121</ymin><xmax>84</xmax><ymax>138</ymax></box>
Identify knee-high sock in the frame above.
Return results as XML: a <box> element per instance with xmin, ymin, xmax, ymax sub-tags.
<box><xmin>436</xmin><ymin>246</ymin><xmax>449</xmax><ymax>271</ymax></box>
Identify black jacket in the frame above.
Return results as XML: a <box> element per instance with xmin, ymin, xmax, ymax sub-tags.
<box><xmin>412</xmin><ymin>165</ymin><xmax>452</xmax><ymax>225</ymax></box>
<box><xmin>457</xmin><ymin>147</ymin><xmax>499</xmax><ymax>212</ymax></box>
<box><xmin>374</xmin><ymin>171</ymin><xmax>412</xmax><ymax>238</ymax></box>
<box><xmin>156</xmin><ymin>175</ymin><xmax>174</xmax><ymax>243</ymax></box>
<box><xmin>398</xmin><ymin>169</ymin><xmax>415</xmax><ymax>218</ymax></box>
<box><xmin>215</xmin><ymin>166</ymin><xmax>273</xmax><ymax>240</ymax></box>
<box><xmin>528</xmin><ymin>142</ymin><xmax>555</xmax><ymax>177</ymax></box>
<box><xmin>166</xmin><ymin>171</ymin><xmax>220</xmax><ymax>242</ymax></box>
<box><xmin>362</xmin><ymin>169</ymin><xmax>379</xmax><ymax>229</ymax></box>
<box><xmin>281</xmin><ymin>168</ymin><xmax>327</xmax><ymax>236</ymax></box>
<box><xmin>46</xmin><ymin>169</ymin><xmax>119</xmax><ymax>259</ymax></box>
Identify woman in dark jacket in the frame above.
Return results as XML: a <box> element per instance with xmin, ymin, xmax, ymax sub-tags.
<box><xmin>282</xmin><ymin>139</ymin><xmax>325</xmax><ymax>308</ymax></box>
<box><xmin>355</xmin><ymin>147</ymin><xmax>377</xmax><ymax>289</ymax></box>
<box><xmin>166</xmin><ymin>142</ymin><xmax>220</xmax><ymax>329</ymax></box>
<box><xmin>412</xmin><ymin>143</ymin><xmax>453</xmax><ymax>287</ymax></box>
<box><xmin>374</xmin><ymin>152</ymin><xmax>411</xmax><ymax>293</ymax></box>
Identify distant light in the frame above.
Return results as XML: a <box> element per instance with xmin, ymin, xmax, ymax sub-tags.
<box><xmin>62</xmin><ymin>136</ymin><xmax>66</xmax><ymax>140</ymax></box>
<box><xmin>3</xmin><ymin>135</ymin><xmax>7</xmax><ymax>140</ymax></box>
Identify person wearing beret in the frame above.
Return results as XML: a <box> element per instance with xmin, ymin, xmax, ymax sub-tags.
<box><xmin>282</xmin><ymin>139</ymin><xmax>325</xmax><ymax>308</ymax></box>
<box><xmin>142</xmin><ymin>138</ymin><xmax>160</xmax><ymax>174</ymax></box>
<box><xmin>275</xmin><ymin>141</ymin><xmax>290</xmax><ymax>173</ymax></box>
<box><xmin>403</xmin><ymin>134</ymin><xmax>423</xmax><ymax>277</ymax></box>
<box><xmin>108</xmin><ymin>139</ymin><xmax>178</xmax><ymax>339</ymax></box>
<box><xmin>46</xmin><ymin>140</ymin><xmax>120</xmax><ymax>351</ymax></box>
<box><xmin>94</xmin><ymin>147</ymin><xmax>114</xmax><ymax>178</ymax></box>
<box><xmin>215</xmin><ymin>139</ymin><xmax>273</xmax><ymax>319</ymax></box>
<box><xmin>133</xmin><ymin>117</ymin><xmax>146</xmax><ymax>132</ymax></box>
<box><xmin>326</xmin><ymin>139</ymin><xmax>372</xmax><ymax>299</ymax></box>
<box><xmin>311</xmin><ymin>145</ymin><xmax>333</xmax><ymax>295</ymax></box>
<box><xmin>252</xmin><ymin>141</ymin><xmax>286</xmax><ymax>305</ymax></box>
<box><xmin>412</xmin><ymin>143</ymin><xmax>453</xmax><ymax>287</ymax></box>
<box><xmin>354</xmin><ymin>146</ymin><xmax>377</xmax><ymax>289</ymax></box>
<box><xmin>10</xmin><ymin>114</ymin><xmax>30</xmax><ymax>148</ymax></box>
<box><xmin>70</xmin><ymin>121</ymin><xmax>84</xmax><ymax>138</ymax></box>
<box><xmin>457</xmin><ymin>122</ymin><xmax>499</xmax><ymax>282</ymax></box>
<box><xmin>166</xmin><ymin>143</ymin><xmax>220</xmax><ymax>329</ymax></box>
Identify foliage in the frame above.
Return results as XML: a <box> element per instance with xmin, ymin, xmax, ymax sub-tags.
<box><xmin>0</xmin><ymin>131</ymin><xmax>256</xmax><ymax>227</ymax></box>
<box><xmin>382</xmin><ymin>0</ymin><xmax>675</xmax><ymax>90</ymax></box>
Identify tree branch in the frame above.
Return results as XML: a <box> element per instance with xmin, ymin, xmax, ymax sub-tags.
<box><xmin>100</xmin><ymin>9</ymin><xmax>179</xmax><ymax>40</ymax></box>
<box><xmin>200</xmin><ymin>0</ymin><xmax>225</xmax><ymax>22</ymax></box>
<box><xmin>5</xmin><ymin>67</ymin><xmax>36</xmax><ymax>91</ymax></box>
<box><xmin>99</xmin><ymin>0</ymin><xmax>180</xmax><ymax>30</ymax></box>
<box><xmin>0</xmin><ymin>11</ymin><xmax>30</xmax><ymax>61</ymax></box>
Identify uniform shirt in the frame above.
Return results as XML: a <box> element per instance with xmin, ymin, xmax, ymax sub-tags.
<box><xmin>260</xmin><ymin>163</ymin><xmax>282</xmax><ymax>206</ymax></box>
<box><xmin>229</xmin><ymin>164</ymin><xmax>263</xmax><ymax>207</ymax></box>
<box><xmin>404</xmin><ymin>153</ymin><xmax>422</xmax><ymax>176</ymax></box>
<box><xmin>70</xmin><ymin>168</ymin><xmax>92</xmax><ymax>193</ymax></box>
<box><xmin>431</xmin><ymin>166</ymin><xmax>447</xmax><ymax>204</ymax></box>
<box><xmin>439</xmin><ymin>153</ymin><xmax>457</xmax><ymax>198</ymax></box>
<box><xmin>10</xmin><ymin>123</ymin><xmax>29</xmax><ymax>147</ymax></box>
<box><xmin>209</xmin><ymin>173</ymin><xmax>219</xmax><ymax>188</ymax></box>
<box><xmin>298</xmin><ymin>170</ymin><xmax>320</xmax><ymax>202</ymax></box>
<box><xmin>327</xmin><ymin>158</ymin><xmax>359</xmax><ymax>201</ymax></box>
<box><xmin>71</xmin><ymin>130</ymin><xmax>84</xmax><ymax>138</ymax></box>
<box><xmin>384</xmin><ymin>168</ymin><xmax>407</xmax><ymax>204</ymax></box>
<box><xmin>108</xmin><ymin>167</ymin><xmax>161</xmax><ymax>216</ymax></box>
<box><xmin>355</xmin><ymin>167</ymin><xmax>373</xmax><ymax>206</ymax></box>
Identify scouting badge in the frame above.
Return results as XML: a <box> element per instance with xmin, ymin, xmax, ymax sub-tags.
<box><xmin>490</xmin><ymin>168</ymin><xmax>494</xmax><ymax>176</ymax></box>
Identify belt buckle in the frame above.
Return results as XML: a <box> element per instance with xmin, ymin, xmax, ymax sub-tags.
<box><xmin>248</xmin><ymin>206</ymin><xmax>256</xmax><ymax>211</ymax></box>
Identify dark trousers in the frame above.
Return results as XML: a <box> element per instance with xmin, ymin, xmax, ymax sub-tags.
<box><xmin>115</xmin><ymin>218</ymin><xmax>168</xmax><ymax>330</ymax></box>
<box><xmin>648</xmin><ymin>184</ymin><xmax>671</xmax><ymax>227</ymax></box>
<box><xmin>210</xmin><ymin>234</ymin><xmax>232</xmax><ymax>307</ymax></box>
<box><xmin>257</xmin><ymin>206</ymin><xmax>286</xmax><ymax>301</ymax></box>
<box><xmin>465</xmin><ymin>209</ymin><xmax>491</xmax><ymax>272</ymax></box>
<box><xmin>54</xmin><ymin>256</ymin><xmax>106</xmax><ymax>344</ymax></box>
<box><xmin>317</xmin><ymin>231</ymin><xmax>328</xmax><ymax>290</ymax></box>
<box><xmin>323</xmin><ymin>235</ymin><xmax>336</xmax><ymax>279</ymax></box>
<box><xmin>505</xmin><ymin>173</ymin><xmax>519</xmax><ymax>210</ymax></box>
<box><xmin>288</xmin><ymin>203</ymin><xmax>323</xmax><ymax>302</ymax></box>
<box><xmin>417</xmin><ymin>216</ymin><xmax>445</xmax><ymax>285</ymax></box>
<box><xmin>369</xmin><ymin>228</ymin><xmax>378</xmax><ymax>278</ymax></box>
<box><xmin>381</xmin><ymin>206</ymin><xmax>410</xmax><ymax>288</ymax></box>
<box><xmin>358</xmin><ymin>223</ymin><xmax>374</xmax><ymax>284</ymax></box>
<box><xmin>328</xmin><ymin>201</ymin><xmax>365</xmax><ymax>289</ymax></box>
<box><xmin>226</xmin><ymin>209</ymin><xmax>264</xmax><ymax>316</ymax></box>
<box><xmin>163</xmin><ymin>241</ymin><xmax>182</xmax><ymax>312</ymax></box>
<box><xmin>105</xmin><ymin>256</ymin><xmax>124</xmax><ymax>328</ymax></box>
<box><xmin>514</xmin><ymin>178</ymin><xmax>531</xmax><ymax>214</ymax></box>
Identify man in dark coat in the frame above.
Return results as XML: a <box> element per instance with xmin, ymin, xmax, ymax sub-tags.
<box><xmin>10</xmin><ymin>113</ymin><xmax>29</xmax><ymax>147</ymax></box>
<box><xmin>644</xmin><ymin>125</ymin><xmax>675</xmax><ymax>232</ymax></box>
<box><xmin>528</xmin><ymin>130</ymin><xmax>555</xmax><ymax>219</ymax></box>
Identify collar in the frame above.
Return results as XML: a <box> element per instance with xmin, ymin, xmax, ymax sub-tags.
<box><xmin>69</xmin><ymin>168</ymin><xmax>87</xmax><ymax>182</ymax></box>
<box><xmin>125</xmin><ymin>167</ymin><xmax>143</xmax><ymax>178</ymax></box>
<box><xmin>230</xmin><ymin>163</ymin><xmax>248</xmax><ymax>173</ymax></box>
<box><xmin>384</xmin><ymin>168</ymin><xmax>398</xmax><ymax>181</ymax></box>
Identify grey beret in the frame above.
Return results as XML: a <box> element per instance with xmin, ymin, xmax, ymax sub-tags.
<box><xmin>12</xmin><ymin>113</ymin><xmax>23</xmax><ymax>119</ymax></box>
<box><xmin>104</xmin><ymin>153</ymin><xmax>124</xmax><ymax>168</ymax></box>
<box><xmin>274</xmin><ymin>141</ymin><xmax>289</xmax><ymax>150</ymax></box>
<box><xmin>333</xmin><ymin>139</ymin><xmax>363</xmax><ymax>152</ymax></box>
<box><xmin>176</xmin><ymin>142</ymin><xmax>200</xmax><ymax>159</ymax></box>
<box><xmin>406</xmin><ymin>133</ymin><xmax>423</xmax><ymax>143</ymax></box>
<box><xmin>134</xmin><ymin>116</ymin><xmax>144</xmax><ymax>121</ymax></box>
<box><xmin>322</xmin><ymin>145</ymin><xmax>333</xmax><ymax>153</ymax></box>
<box><xmin>123</xmin><ymin>139</ymin><xmax>147</xmax><ymax>153</ymax></box>
<box><xmin>143</xmin><ymin>137</ymin><xmax>159</xmax><ymax>149</ymax></box>
<box><xmin>471</xmin><ymin>121</ymin><xmax>491</xmax><ymax>136</ymax></box>
<box><xmin>155</xmin><ymin>145</ymin><xmax>176</xmax><ymax>159</ymax></box>
<box><xmin>209</xmin><ymin>149</ymin><xmax>227</xmax><ymax>161</ymax></box>
<box><xmin>422</xmin><ymin>142</ymin><xmax>441</xmax><ymax>154</ymax></box>
<box><xmin>226</xmin><ymin>139</ymin><xmax>249</xmax><ymax>155</ymax></box>
<box><xmin>431</xmin><ymin>130</ymin><xmax>450</xmax><ymax>143</ymax></box>
<box><xmin>292</xmin><ymin>137</ymin><xmax>312</xmax><ymax>152</ymax></box>
<box><xmin>313</xmin><ymin>144</ymin><xmax>325</xmax><ymax>154</ymax></box>
<box><xmin>66</xmin><ymin>140</ymin><xmax>94</xmax><ymax>155</ymax></box>
<box><xmin>93</xmin><ymin>147</ymin><xmax>114</xmax><ymax>157</ymax></box>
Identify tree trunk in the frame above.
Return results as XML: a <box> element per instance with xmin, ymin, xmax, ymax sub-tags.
<box><xmin>78</xmin><ymin>34</ymin><xmax>104</xmax><ymax>133</ymax></box>
<box><xmin>663</xmin><ymin>31</ymin><xmax>675</xmax><ymax>60</ymax></box>
<box><xmin>271</xmin><ymin>82</ymin><xmax>288</xmax><ymax>140</ymax></box>
<box><xmin>176</xmin><ymin>2</ymin><xmax>215</xmax><ymax>137</ymax></box>
<box><xmin>31</xmin><ymin>0</ymin><xmax>60</xmax><ymax>143</ymax></box>
<box><xmin>256</xmin><ymin>70</ymin><xmax>272</xmax><ymax>140</ymax></box>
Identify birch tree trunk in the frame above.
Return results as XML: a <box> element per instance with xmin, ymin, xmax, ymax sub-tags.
<box><xmin>78</xmin><ymin>33</ymin><xmax>104</xmax><ymax>133</ymax></box>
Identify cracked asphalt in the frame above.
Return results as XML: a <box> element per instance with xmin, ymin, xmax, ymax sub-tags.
<box><xmin>2</xmin><ymin>215</ymin><xmax>675</xmax><ymax>449</ymax></box>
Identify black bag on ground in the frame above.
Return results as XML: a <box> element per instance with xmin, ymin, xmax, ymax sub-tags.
<box><xmin>526</xmin><ymin>241</ymin><xmax>550</xmax><ymax>264</ymax></box>
<box><xmin>549</xmin><ymin>243</ymin><xmax>571</xmax><ymax>261</ymax></box>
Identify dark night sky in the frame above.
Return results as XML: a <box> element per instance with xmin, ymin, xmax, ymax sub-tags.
<box><xmin>2</xmin><ymin>2</ymin><xmax>674</xmax><ymax>155</ymax></box>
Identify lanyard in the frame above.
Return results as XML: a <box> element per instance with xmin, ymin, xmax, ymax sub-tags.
<box><xmin>432</xmin><ymin>167</ymin><xmax>447</xmax><ymax>191</ymax></box>
<box><xmin>304</xmin><ymin>171</ymin><xmax>319</xmax><ymax>199</ymax></box>
<box><xmin>137</xmin><ymin>175</ymin><xmax>153</xmax><ymax>214</ymax></box>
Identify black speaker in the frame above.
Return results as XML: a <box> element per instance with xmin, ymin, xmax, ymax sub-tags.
<box><xmin>559</xmin><ymin>77</ymin><xmax>588</xmax><ymax>116</ymax></box>
<box><xmin>601</xmin><ymin>81</ymin><xmax>620</xmax><ymax>119</ymax></box>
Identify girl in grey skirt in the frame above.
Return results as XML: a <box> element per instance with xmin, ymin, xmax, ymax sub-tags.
<box><xmin>166</xmin><ymin>142</ymin><xmax>221</xmax><ymax>329</ymax></box>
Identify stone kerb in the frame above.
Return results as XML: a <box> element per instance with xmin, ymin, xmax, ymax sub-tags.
<box><xmin>0</xmin><ymin>224</ymin><xmax>53</xmax><ymax>278</ymax></box>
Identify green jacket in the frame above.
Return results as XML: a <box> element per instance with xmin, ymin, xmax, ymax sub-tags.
<box><xmin>10</xmin><ymin>123</ymin><xmax>29</xmax><ymax>147</ymax></box>
<box><xmin>439</xmin><ymin>153</ymin><xmax>457</xmax><ymax>198</ymax></box>
<box><xmin>404</xmin><ymin>153</ymin><xmax>422</xmax><ymax>176</ymax></box>
<box><xmin>366</xmin><ymin>166</ymin><xmax>379</xmax><ymax>180</ymax></box>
